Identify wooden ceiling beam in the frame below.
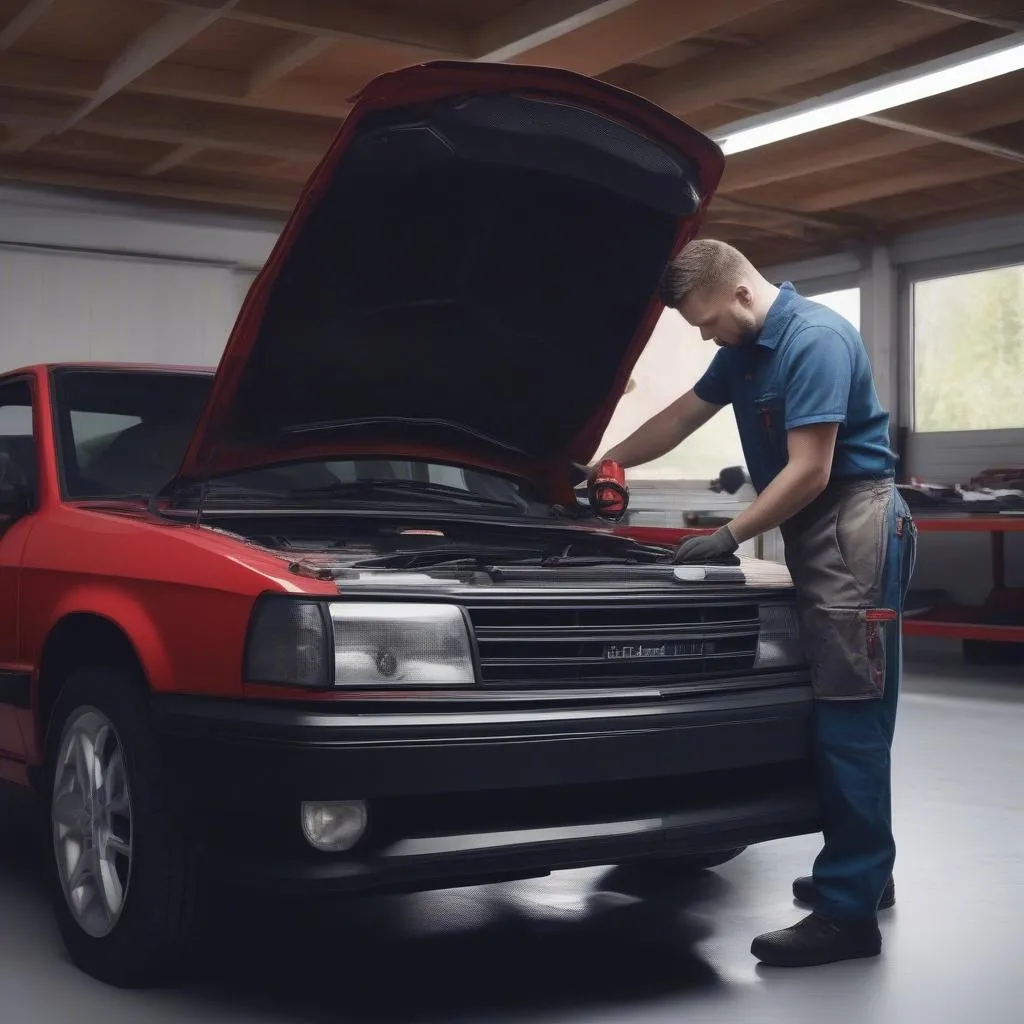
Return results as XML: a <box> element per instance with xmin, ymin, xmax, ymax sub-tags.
<box><xmin>881</xmin><ymin>187</ymin><xmax>1024</xmax><ymax>233</ymax></box>
<box><xmin>58</xmin><ymin>2</ymin><xmax>239</xmax><ymax>135</ymax></box>
<box><xmin>0</xmin><ymin>0</ymin><xmax>54</xmax><ymax>52</ymax></box>
<box><xmin>4</xmin><ymin>3</ymin><xmax>239</xmax><ymax>155</ymax></box>
<box><xmin>87</xmin><ymin>93</ymin><xmax>338</xmax><ymax>158</ymax></box>
<box><xmin>143</xmin><ymin>141</ymin><xmax>205</xmax><ymax>176</ymax></box>
<box><xmin>0</xmin><ymin>51</ymin><xmax>103</xmax><ymax>94</ymax></box>
<box><xmin>488</xmin><ymin>0</ymin><xmax>784</xmax><ymax>76</ymax></box>
<box><xmin>139</xmin><ymin>61</ymin><xmax>354</xmax><ymax>118</ymax></box>
<box><xmin>793</xmin><ymin>152</ymin><xmax>1023</xmax><ymax>211</ymax></box>
<box><xmin>0</xmin><ymin>158</ymin><xmax>297</xmax><ymax>211</ymax></box>
<box><xmin>894</xmin><ymin>1</ymin><xmax>1024</xmax><ymax>32</ymax></box>
<box><xmin>721</xmin><ymin>88</ymin><xmax>1024</xmax><ymax>192</ymax></box>
<box><xmin>0</xmin><ymin>89</ymin><xmax>339</xmax><ymax>159</ymax></box>
<box><xmin>0</xmin><ymin>51</ymin><xmax>355</xmax><ymax>119</ymax></box>
<box><xmin>703</xmin><ymin>215</ymin><xmax>811</xmax><ymax>241</ymax></box>
<box><xmin>852</xmin><ymin>168</ymin><xmax>1024</xmax><ymax>228</ymax></box>
<box><xmin>721</xmin><ymin>130</ymin><xmax>923</xmax><ymax>193</ymax></box>
<box><xmin>864</xmin><ymin>114</ymin><xmax>1024</xmax><ymax>164</ymax></box>
<box><xmin>150</xmin><ymin>0</ymin><xmax>469</xmax><ymax>55</ymax></box>
<box><xmin>247</xmin><ymin>34</ymin><xmax>335</xmax><ymax>94</ymax></box>
<box><xmin>474</xmin><ymin>0</ymin><xmax>638</xmax><ymax>61</ymax></box>
<box><xmin>712</xmin><ymin>194</ymin><xmax>876</xmax><ymax>236</ymax></box>
<box><xmin>636</xmin><ymin>3</ymin><xmax>961</xmax><ymax>116</ymax></box>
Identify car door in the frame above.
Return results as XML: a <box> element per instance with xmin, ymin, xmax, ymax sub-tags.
<box><xmin>0</xmin><ymin>375</ymin><xmax>39</xmax><ymax>761</ymax></box>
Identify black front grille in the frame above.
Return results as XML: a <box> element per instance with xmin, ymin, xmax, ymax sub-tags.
<box><xmin>467</xmin><ymin>600</ymin><xmax>760</xmax><ymax>686</ymax></box>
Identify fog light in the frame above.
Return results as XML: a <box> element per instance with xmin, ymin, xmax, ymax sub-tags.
<box><xmin>301</xmin><ymin>800</ymin><xmax>367</xmax><ymax>852</ymax></box>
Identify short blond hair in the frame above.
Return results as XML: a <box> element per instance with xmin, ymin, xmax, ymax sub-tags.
<box><xmin>659</xmin><ymin>239</ymin><xmax>752</xmax><ymax>308</ymax></box>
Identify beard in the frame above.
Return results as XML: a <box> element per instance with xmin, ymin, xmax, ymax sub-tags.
<box><xmin>714</xmin><ymin>309</ymin><xmax>760</xmax><ymax>348</ymax></box>
<box><xmin>734</xmin><ymin>309</ymin><xmax>760</xmax><ymax>346</ymax></box>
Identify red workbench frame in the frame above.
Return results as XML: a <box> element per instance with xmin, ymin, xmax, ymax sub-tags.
<box><xmin>903</xmin><ymin>513</ymin><xmax>1024</xmax><ymax>643</ymax></box>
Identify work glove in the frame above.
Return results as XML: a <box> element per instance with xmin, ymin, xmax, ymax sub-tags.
<box><xmin>672</xmin><ymin>524</ymin><xmax>739</xmax><ymax>564</ymax></box>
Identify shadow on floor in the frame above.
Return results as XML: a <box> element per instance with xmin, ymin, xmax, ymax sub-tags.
<box><xmin>1</xmin><ymin>785</ymin><xmax>729</xmax><ymax>1023</ymax></box>
<box><xmin>191</xmin><ymin>865</ymin><xmax>729</xmax><ymax>1022</ymax></box>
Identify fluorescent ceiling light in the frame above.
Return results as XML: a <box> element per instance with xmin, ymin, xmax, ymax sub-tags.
<box><xmin>713</xmin><ymin>32</ymin><xmax>1024</xmax><ymax>155</ymax></box>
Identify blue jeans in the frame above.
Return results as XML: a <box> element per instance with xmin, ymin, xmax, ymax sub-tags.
<box><xmin>810</xmin><ymin>489</ymin><xmax>918</xmax><ymax>921</ymax></box>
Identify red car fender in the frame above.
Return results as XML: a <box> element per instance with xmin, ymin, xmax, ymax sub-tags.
<box><xmin>37</xmin><ymin>583</ymin><xmax>176</xmax><ymax>692</ymax></box>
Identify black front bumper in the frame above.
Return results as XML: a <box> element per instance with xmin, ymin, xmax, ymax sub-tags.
<box><xmin>151</xmin><ymin>679</ymin><xmax>819</xmax><ymax>893</ymax></box>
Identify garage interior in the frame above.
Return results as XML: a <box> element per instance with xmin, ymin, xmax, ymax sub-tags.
<box><xmin>0</xmin><ymin>0</ymin><xmax>1021</xmax><ymax>1021</ymax></box>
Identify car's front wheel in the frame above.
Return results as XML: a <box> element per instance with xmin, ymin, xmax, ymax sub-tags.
<box><xmin>45</xmin><ymin>663</ymin><xmax>205</xmax><ymax>988</ymax></box>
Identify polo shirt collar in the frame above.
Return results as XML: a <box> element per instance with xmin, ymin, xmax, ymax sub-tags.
<box><xmin>755</xmin><ymin>281</ymin><xmax>799</xmax><ymax>350</ymax></box>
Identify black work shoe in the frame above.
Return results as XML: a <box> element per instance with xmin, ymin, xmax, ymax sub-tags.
<box><xmin>792</xmin><ymin>874</ymin><xmax>896</xmax><ymax>910</ymax></box>
<box><xmin>751</xmin><ymin>913</ymin><xmax>882</xmax><ymax>968</ymax></box>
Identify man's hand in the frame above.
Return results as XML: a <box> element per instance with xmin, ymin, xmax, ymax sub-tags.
<box><xmin>672</xmin><ymin>525</ymin><xmax>739</xmax><ymax>564</ymax></box>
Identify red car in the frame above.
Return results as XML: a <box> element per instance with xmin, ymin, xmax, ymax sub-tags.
<box><xmin>0</xmin><ymin>62</ymin><xmax>817</xmax><ymax>987</ymax></box>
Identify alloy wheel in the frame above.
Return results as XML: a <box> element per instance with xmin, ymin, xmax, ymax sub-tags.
<box><xmin>51</xmin><ymin>707</ymin><xmax>134</xmax><ymax>939</ymax></box>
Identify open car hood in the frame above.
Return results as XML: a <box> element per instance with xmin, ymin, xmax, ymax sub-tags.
<box><xmin>175</xmin><ymin>61</ymin><xmax>724</xmax><ymax>502</ymax></box>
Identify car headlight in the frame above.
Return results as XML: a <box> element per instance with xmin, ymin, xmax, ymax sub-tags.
<box><xmin>244</xmin><ymin>597</ymin><xmax>476</xmax><ymax>688</ymax></box>
<box><xmin>755</xmin><ymin>603</ymin><xmax>805</xmax><ymax>669</ymax></box>
<box><xmin>330</xmin><ymin>602</ymin><xmax>476</xmax><ymax>687</ymax></box>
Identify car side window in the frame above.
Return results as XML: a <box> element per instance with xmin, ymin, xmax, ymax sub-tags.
<box><xmin>0</xmin><ymin>379</ymin><xmax>36</xmax><ymax>531</ymax></box>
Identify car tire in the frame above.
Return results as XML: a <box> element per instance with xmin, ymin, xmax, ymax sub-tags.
<box><xmin>43</xmin><ymin>662</ymin><xmax>205</xmax><ymax>988</ymax></box>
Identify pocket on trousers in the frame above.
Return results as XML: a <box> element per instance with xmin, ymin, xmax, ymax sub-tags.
<box><xmin>813</xmin><ymin>606</ymin><xmax>894</xmax><ymax>700</ymax></box>
<box><xmin>834</xmin><ymin>484</ymin><xmax>891</xmax><ymax>596</ymax></box>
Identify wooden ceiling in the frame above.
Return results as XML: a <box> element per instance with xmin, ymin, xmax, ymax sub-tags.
<box><xmin>0</xmin><ymin>0</ymin><xmax>1022</xmax><ymax>264</ymax></box>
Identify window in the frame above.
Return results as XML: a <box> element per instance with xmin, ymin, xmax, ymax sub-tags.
<box><xmin>597</xmin><ymin>285</ymin><xmax>862</xmax><ymax>481</ymax></box>
<box><xmin>912</xmin><ymin>262</ymin><xmax>1024</xmax><ymax>433</ymax></box>
<box><xmin>597</xmin><ymin>310</ymin><xmax>746</xmax><ymax>481</ymax></box>
<box><xmin>0</xmin><ymin>378</ymin><xmax>36</xmax><ymax>521</ymax></box>
<box><xmin>53</xmin><ymin>368</ymin><xmax>213</xmax><ymax>499</ymax></box>
<box><xmin>50</xmin><ymin>368</ymin><xmax>545</xmax><ymax>513</ymax></box>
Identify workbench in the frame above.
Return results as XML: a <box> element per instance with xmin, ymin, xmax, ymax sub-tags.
<box><xmin>902</xmin><ymin>512</ymin><xmax>1024</xmax><ymax>656</ymax></box>
<box><xmin>624</xmin><ymin>485</ymin><xmax>1024</xmax><ymax>657</ymax></box>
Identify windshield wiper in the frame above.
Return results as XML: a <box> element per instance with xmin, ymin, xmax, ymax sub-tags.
<box><xmin>353</xmin><ymin>540</ymin><xmax>670</xmax><ymax>573</ymax></box>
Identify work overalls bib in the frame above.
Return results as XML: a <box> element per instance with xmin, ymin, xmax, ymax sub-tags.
<box><xmin>780</xmin><ymin>477</ymin><xmax>918</xmax><ymax>701</ymax></box>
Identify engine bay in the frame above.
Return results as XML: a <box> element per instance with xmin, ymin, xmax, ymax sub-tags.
<box><xmin>197</xmin><ymin>510</ymin><xmax>771</xmax><ymax>591</ymax></box>
<box><xmin>218</xmin><ymin>513</ymin><xmax>676</xmax><ymax>579</ymax></box>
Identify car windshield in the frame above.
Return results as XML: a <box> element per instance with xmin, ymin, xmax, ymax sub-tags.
<box><xmin>51</xmin><ymin>368</ymin><xmax>549</xmax><ymax>513</ymax></box>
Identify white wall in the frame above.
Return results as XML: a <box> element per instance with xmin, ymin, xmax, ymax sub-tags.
<box><xmin>0</xmin><ymin>184</ymin><xmax>280</xmax><ymax>373</ymax></box>
<box><xmin>0</xmin><ymin>248</ymin><xmax>241</xmax><ymax>369</ymax></box>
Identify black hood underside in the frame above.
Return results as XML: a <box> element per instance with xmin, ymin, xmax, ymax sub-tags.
<box><xmin>221</xmin><ymin>91</ymin><xmax>703</xmax><ymax>465</ymax></box>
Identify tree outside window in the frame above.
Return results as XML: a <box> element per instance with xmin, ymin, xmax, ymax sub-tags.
<box><xmin>913</xmin><ymin>263</ymin><xmax>1024</xmax><ymax>433</ymax></box>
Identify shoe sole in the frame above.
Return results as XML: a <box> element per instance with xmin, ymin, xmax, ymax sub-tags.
<box><xmin>752</xmin><ymin>944</ymin><xmax>882</xmax><ymax>968</ymax></box>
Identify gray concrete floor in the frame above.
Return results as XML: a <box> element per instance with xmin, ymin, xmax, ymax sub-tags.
<box><xmin>2</xmin><ymin>658</ymin><xmax>1021</xmax><ymax>1024</ymax></box>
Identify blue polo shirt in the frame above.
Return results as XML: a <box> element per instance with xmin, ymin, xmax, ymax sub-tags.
<box><xmin>693</xmin><ymin>282</ymin><xmax>896</xmax><ymax>494</ymax></box>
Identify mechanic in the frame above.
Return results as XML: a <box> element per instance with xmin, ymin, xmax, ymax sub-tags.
<box><xmin>592</xmin><ymin>238</ymin><xmax>918</xmax><ymax>968</ymax></box>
